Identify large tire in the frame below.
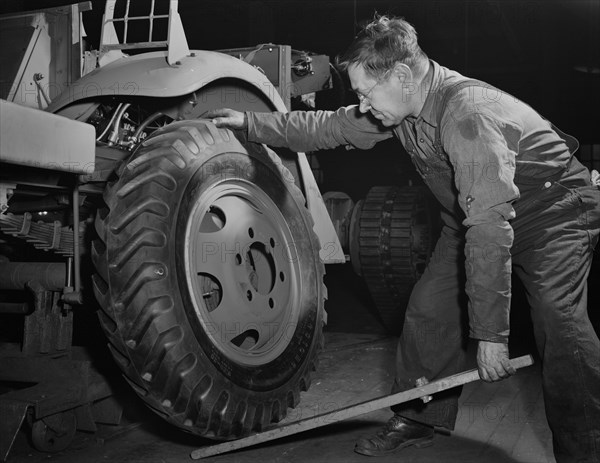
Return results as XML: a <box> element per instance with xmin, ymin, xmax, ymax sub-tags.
<box><xmin>91</xmin><ymin>120</ymin><xmax>325</xmax><ymax>439</ymax></box>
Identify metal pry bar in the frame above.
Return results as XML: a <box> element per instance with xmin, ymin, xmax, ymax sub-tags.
<box><xmin>190</xmin><ymin>354</ymin><xmax>534</xmax><ymax>459</ymax></box>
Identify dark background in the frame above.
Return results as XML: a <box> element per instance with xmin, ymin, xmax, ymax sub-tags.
<box><xmin>3</xmin><ymin>0</ymin><xmax>599</xmax><ymax>144</ymax></box>
<box><xmin>179</xmin><ymin>0</ymin><xmax>599</xmax><ymax>146</ymax></box>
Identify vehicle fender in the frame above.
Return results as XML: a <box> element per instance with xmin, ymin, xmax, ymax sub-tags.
<box><xmin>46</xmin><ymin>50</ymin><xmax>287</xmax><ymax>113</ymax></box>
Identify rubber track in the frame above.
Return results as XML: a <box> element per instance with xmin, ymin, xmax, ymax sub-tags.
<box><xmin>358</xmin><ymin>186</ymin><xmax>430</xmax><ymax>334</ymax></box>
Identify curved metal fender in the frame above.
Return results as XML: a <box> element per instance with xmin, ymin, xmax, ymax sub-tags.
<box><xmin>46</xmin><ymin>50</ymin><xmax>287</xmax><ymax>113</ymax></box>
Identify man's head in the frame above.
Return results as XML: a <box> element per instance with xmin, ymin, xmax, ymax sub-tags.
<box><xmin>338</xmin><ymin>16</ymin><xmax>430</xmax><ymax>126</ymax></box>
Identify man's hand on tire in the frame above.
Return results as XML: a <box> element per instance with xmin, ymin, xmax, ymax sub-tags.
<box><xmin>207</xmin><ymin>108</ymin><xmax>247</xmax><ymax>130</ymax></box>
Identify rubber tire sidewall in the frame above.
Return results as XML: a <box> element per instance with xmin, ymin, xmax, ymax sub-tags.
<box><xmin>175</xmin><ymin>149</ymin><xmax>322</xmax><ymax>391</ymax></box>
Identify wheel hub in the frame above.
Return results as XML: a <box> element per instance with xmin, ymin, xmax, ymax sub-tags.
<box><xmin>185</xmin><ymin>181</ymin><xmax>301</xmax><ymax>366</ymax></box>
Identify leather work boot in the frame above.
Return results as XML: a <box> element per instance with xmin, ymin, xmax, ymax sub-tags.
<box><xmin>354</xmin><ymin>414</ymin><xmax>434</xmax><ymax>456</ymax></box>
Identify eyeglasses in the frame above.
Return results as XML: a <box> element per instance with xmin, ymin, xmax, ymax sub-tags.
<box><xmin>353</xmin><ymin>70</ymin><xmax>391</xmax><ymax>103</ymax></box>
<box><xmin>355</xmin><ymin>81</ymin><xmax>379</xmax><ymax>102</ymax></box>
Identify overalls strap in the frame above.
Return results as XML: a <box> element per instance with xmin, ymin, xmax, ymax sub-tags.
<box><xmin>433</xmin><ymin>79</ymin><xmax>496</xmax><ymax>154</ymax></box>
<box><xmin>433</xmin><ymin>79</ymin><xmax>579</xmax><ymax>158</ymax></box>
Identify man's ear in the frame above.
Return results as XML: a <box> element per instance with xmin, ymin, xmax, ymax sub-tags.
<box><xmin>392</xmin><ymin>62</ymin><xmax>412</xmax><ymax>83</ymax></box>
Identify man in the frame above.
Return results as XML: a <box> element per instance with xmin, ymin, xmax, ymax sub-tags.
<box><xmin>209</xmin><ymin>16</ymin><xmax>600</xmax><ymax>463</ymax></box>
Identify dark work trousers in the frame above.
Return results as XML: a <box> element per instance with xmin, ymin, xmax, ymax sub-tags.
<box><xmin>391</xmin><ymin>160</ymin><xmax>600</xmax><ymax>463</ymax></box>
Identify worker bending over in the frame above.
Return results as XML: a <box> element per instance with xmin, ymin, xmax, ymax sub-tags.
<box><xmin>210</xmin><ymin>16</ymin><xmax>600</xmax><ymax>462</ymax></box>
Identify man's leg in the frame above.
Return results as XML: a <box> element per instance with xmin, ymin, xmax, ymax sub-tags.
<box><xmin>355</xmin><ymin>227</ymin><xmax>469</xmax><ymax>456</ymax></box>
<box><xmin>391</xmin><ymin>227</ymin><xmax>469</xmax><ymax>429</ymax></box>
<box><xmin>512</xmin><ymin>183</ymin><xmax>600</xmax><ymax>463</ymax></box>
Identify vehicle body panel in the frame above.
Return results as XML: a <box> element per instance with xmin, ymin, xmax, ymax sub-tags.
<box><xmin>0</xmin><ymin>99</ymin><xmax>95</xmax><ymax>173</ymax></box>
<box><xmin>47</xmin><ymin>50</ymin><xmax>287</xmax><ymax>113</ymax></box>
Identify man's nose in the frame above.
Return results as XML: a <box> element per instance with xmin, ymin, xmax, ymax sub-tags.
<box><xmin>359</xmin><ymin>98</ymin><xmax>371</xmax><ymax>113</ymax></box>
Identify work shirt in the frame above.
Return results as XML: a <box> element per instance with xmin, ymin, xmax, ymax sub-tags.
<box><xmin>246</xmin><ymin>60</ymin><xmax>576</xmax><ymax>343</ymax></box>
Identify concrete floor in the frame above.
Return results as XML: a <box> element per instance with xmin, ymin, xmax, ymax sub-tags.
<box><xmin>6</xmin><ymin>260</ymin><xmax>599</xmax><ymax>463</ymax></box>
<box><xmin>7</xmin><ymin>336</ymin><xmax>553</xmax><ymax>463</ymax></box>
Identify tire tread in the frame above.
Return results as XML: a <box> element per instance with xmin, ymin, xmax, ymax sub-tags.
<box><xmin>92</xmin><ymin>119</ymin><xmax>326</xmax><ymax>440</ymax></box>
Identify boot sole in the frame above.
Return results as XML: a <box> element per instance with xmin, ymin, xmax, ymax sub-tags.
<box><xmin>354</xmin><ymin>435</ymin><xmax>434</xmax><ymax>457</ymax></box>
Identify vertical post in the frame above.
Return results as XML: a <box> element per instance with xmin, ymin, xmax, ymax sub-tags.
<box><xmin>464</xmin><ymin>2</ymin><xmax>469</xmax><ymax>74</ymax></box>
<box><xmin>166</xmin><ymin>0</ymin><xmax>189</xmax><ymax>65</ymax></box>
<box><xmin>123</xmin><ymin>0</ymin><xmax>131</xmax><ymax>43</ymax></box>
<box><xmin>149</xmin><ymin>0</ymin><xmax>155</xmax><ymax>41</ymax></box>
<box><xmin>99</xmin><ymin>0</ymin><xmax>119</xmax><ymax>51</ymax></box>
<box><xmin>278</xmin><ymin>45</ymin><xmax>291</xmax><ymax>111</ymax></box>
<box><xmin>72</xmin><ymin>181</ymin><xmax>81</xmax><ymax>296</ymax></box>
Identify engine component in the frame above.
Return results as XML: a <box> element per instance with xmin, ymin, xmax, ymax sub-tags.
<box><xmin>350</xmin><ymin>186</ymin><xmax>437</xmax><ymax>335</ymax></box>
<box><xmin>0</xmin><ymin>183</ymin><xmax>15</xmax><ymax>213</ymax></box>
<box><xmin>292</xmin><ymin>54</ymin><xmax>313</xmax><ymax>77</ymax></box>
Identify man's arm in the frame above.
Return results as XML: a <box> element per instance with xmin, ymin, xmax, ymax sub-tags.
<box><xmin>210</xmin><ymin>106</ymin><xmax>394</xmax><ymax>152</ymax></box>
<box><xmin>442</xmin><ymin>110</ymin><xmax>521</xmax><ymax>382</ymax></box>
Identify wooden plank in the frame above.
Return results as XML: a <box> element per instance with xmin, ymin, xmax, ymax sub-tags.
<box><xmin>190</xmin><ymin>355</ymin><xmax>534</xmax><ymax>460</ymax></box>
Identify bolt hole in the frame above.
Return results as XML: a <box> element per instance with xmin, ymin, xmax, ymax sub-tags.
<box><xmin>248</xmin><ymin>227</ymin><xmax>254</xmax><ymax>238</ymax></box>
<box><xmin>198</xmin><ymin>273</ymin><xmax>222</xmax><ymax>312</ymax></box>
<box><xmin>199</xmin><ymin>205</ymin><xmax>226</xmax><ymax>232</ymax></box>
<box><xmin>269</xmin><ymin>298</ymin><xmax>274</xmax><ymax>309</ymax></box>
<box><xmin>246</xmin><ymin>290</ymin><xmax>253</xmax><ymax>301</ymax></box>
<box><xmin>270</xmin><ymin>237</ymin><xmax>275</xmax><ymax>248</ymax></box>
<box><xmin>279</xmin><ymin>272</ymin><xmax>285</xmax><ymax>282</ymax></box>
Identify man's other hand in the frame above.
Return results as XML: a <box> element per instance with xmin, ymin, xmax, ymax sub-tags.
<box><xmin>206</xmin><ymin>108</ymin><xmax>247</xmax><ymax>130</ymax></box>
<box><xmin>477</xmin><ymin>340</ymin><xmax>516</xmax><ymax>382</ymax></box>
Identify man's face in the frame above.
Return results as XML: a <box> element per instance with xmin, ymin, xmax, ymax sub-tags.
<box><xmin>348</xmin><ymin>63</ymin><xmax>414</xmax><ymax>127</ymax></box>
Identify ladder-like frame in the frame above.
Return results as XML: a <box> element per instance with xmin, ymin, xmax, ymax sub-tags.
<box><xmin>99</xmin><ymin>0</ymin><xmax>189</xmax><ymax>65</ymax></box>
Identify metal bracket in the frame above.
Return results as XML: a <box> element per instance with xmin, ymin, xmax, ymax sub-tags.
<box><xmin>0</xmin><ymin>183</ymin><xmax>16</xmax><ymax>214</ymax></box>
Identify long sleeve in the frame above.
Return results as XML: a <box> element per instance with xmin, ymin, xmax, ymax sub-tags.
<box><xmin>247</xmin><ymin>106</ymin><xmax>394</xmax><ymax>152</ymax></box>
<box><xmin>442</xmin><ymin>110</ymin><xmax>521</xmax><ymax>343</ymax></box>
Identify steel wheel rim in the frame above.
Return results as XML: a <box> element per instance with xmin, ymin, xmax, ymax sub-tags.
<box><xmin>185</xmin><ymin>179</ymin><xmax>301</xmax><ymax>366</ymax></box>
